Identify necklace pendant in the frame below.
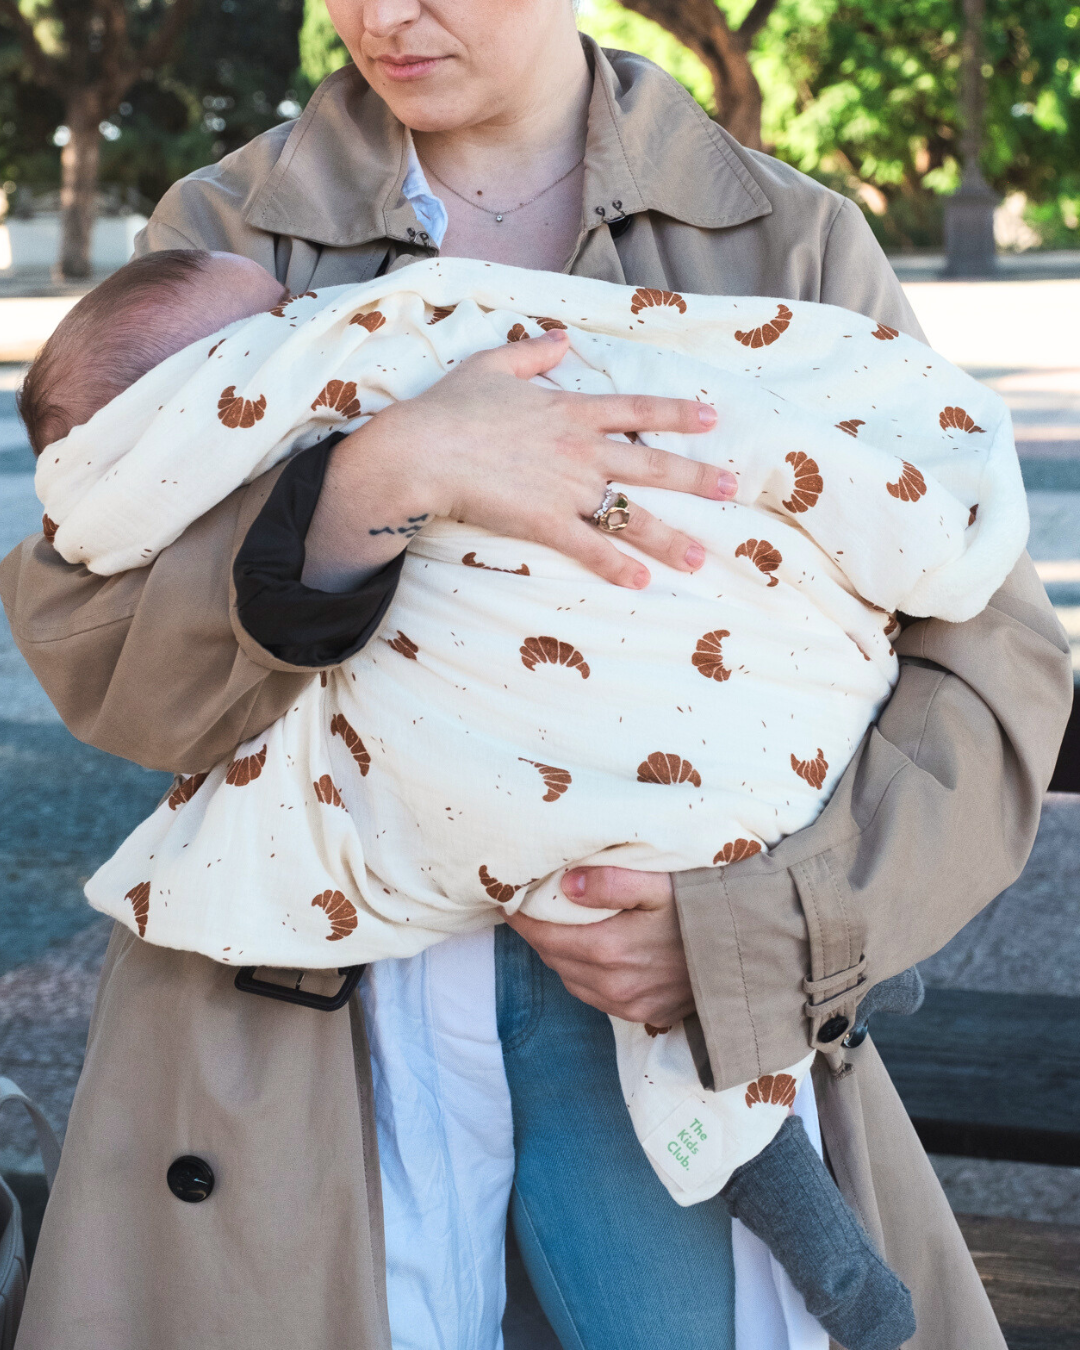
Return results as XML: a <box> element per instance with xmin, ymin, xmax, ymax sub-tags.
<box><xmin>495</xmin><ymin>214</ymin><xmax>503</xmax><ymax>222</ymax></box>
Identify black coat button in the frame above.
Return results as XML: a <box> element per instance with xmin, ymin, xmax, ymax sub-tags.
<box><xmin>843</xmin><ymin>1022</ymin><xmax>869</xmax><ymax>1049</ymax></box>
<box><xmin>818</xmin><ymin>1015</ymin><xmax>850</xmax><ymax>1043</ymax></box>
<box><xmin>167</xmin><ymin>1155</ymin><xmax>215</xmax><ymax>1202</ymax></box>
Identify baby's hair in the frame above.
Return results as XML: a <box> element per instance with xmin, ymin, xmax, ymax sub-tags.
<box><xmin>18</xmin><ymin>248</ymin><xmax>213</xmax><ymax>457</ymax></box>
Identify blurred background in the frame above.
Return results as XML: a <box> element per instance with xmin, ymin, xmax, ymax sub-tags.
<box><xmin>0</xmin><ymin>2</ymin><xmax>1078</xmax><ymax>1346</ymax></box>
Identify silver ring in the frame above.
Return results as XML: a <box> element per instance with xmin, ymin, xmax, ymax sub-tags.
<box><xmin>592</xmin><ymin>485</ymin><xmax>631</xmax><ymax>532</ymax></box>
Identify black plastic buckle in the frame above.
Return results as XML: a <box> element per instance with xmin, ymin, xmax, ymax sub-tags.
<box><xmin>234</xmin><ymin>964</ymin><xmax>365</xmax><ymax>1011</ymax></box>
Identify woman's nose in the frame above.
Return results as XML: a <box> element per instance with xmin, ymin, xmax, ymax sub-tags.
<box><xmin>360</xmin><ymin>0</ymin><xmax>424</xmax><ymax>38</ymax></box>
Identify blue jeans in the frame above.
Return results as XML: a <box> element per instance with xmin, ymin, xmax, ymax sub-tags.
<box><xmin>495</xmin><ymin>925</ymin><xmax>736</xmax><ymax>1350</ymax></box>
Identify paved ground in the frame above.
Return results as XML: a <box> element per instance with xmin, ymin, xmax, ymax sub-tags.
<box><xmin>0</xmin><ymin>274</ymin><xmax>1078</xmax><ymax>1234</ymax></box>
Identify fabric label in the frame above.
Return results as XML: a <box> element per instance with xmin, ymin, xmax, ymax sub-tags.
<box><xmin>640</xmin><ymin>1099</ymin><xmax>728</xmax><ymax>1192</ymax></box>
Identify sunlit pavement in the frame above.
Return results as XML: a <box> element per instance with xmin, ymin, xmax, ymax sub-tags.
<box><xmin>0</xmin><ymin>275</ymin><xmax>1078</xmax><ymax>1231</ymax></box>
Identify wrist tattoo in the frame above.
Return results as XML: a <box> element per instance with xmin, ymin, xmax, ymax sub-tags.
<box><xmin>369</xmin><ymin>513</ymin><xmax>429</xmax><ymax>539</ymax></box>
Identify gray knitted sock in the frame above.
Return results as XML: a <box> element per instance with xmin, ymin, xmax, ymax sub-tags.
<box><xmin>721</xmin><ymin>1115</ymin><xmax>916</xmax><ymax>1350</ymax></box>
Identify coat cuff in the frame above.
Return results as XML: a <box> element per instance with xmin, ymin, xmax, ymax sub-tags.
<box><xmin>231</xmin><ymin>434</ymin><xmax>404</xmax><ymax>670</ymax></box>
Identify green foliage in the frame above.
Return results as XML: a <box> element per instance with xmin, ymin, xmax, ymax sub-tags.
<box><xmin>1</xmin><ymin>0</ymin><xmax>305</xmax><ymax>205</ymax></box>
<box><xmin>576</xmin><ymin>0</ymin><xmax>715</xmax><ymax>112</ymax></box>
<box><xmin>297</xmin><ymin>0</ymin><xmax>350</xmax><ymax>94</ymax></box>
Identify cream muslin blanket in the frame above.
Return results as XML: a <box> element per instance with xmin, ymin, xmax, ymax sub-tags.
<box><xmin>37</xmin><ymin>259</ymin><xmax>1026</xmax><ymax>1203</ymax></box>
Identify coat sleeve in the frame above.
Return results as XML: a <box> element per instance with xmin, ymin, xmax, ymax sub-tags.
<box><xmin>674</xmin><ymin>553</ymin><xmax>1074</xmax><ymax>1092</ymax></box>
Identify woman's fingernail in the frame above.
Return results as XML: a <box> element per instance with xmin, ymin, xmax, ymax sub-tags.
<box><xmin>716</xmin><ymin>470</ymin><xmax>738</xmax><ymax>499</ymax></box>
<box><xmin>543</xmin><ymin>328</ymin><xmax>567</xmax><ymax>342</ymax></box>
<box><xmin>563</xmin><ymin>870</ymin><xmax>586</xmax><ymax>898</ymax></box>
<box><xmin>697</xmin><ymin>404</ymin><xmax>717</xmax><ymax>427</ymax></box>
<box><xmin>633</xmin><ymin>568</ymin><xmax>650</xmax><ymax>589</ymax></box>
<box><xmin>685</xmin><ymin>543</ymin><xmax>705</xmax><ymax>570</ymax></box>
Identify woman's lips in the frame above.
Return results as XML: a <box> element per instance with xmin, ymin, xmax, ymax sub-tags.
<box><xmin>378</xmin><ymin>55</ymin><xmax>446</xmax><ymax>81</ymax></box>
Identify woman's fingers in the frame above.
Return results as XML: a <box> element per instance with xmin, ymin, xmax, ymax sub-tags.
<box><xmin>587</xmin><ymin>392</ymin><xmax>717</xmax><ymax>436</ymax></box>
<box><xmin>606</xmin><ymin>437</ymin><xmax>737</xmax><ymax>501</ymax></box>
<box><xmin>553</xmin><ymin>521</ymin><xmax>650</xmax><ymax>589</ymax></box>
<box><xmin>603</xmin><ymin>501</ymin><xmax>705</xmax><ymax>573</ymax></box>
<box><xmin>473</xmin><ymin>328</ymin><xmax>570</xmax><ymax>379</ymax></box>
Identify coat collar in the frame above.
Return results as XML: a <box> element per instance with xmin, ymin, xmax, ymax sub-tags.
<box><xmin>243</xmin><ymin>37</ymin><xmax>771</xmax><ymax>247</ymax></box>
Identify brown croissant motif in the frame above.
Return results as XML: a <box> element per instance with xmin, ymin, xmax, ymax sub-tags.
<box><xmin>207</xmin><ymin>339</ymin><xmax>225</xmax><ymax>358</ymax></box>
<box><xmin>630</xmin><ymin>287</ymin><xmax>687</xmax><ymax>316</ymax></box>
<box><xmin>745</xmin><ymin>1073</ymin><xmax>798</xmax><ymax>1109</ymax></box>
<box><xmin>311</xmin><ymin>379</ymin><xmax>362</xmax><ymax>418</ymax></box>
<box><xmin>462</xmin><ymin>552</ymin><xmax>530</xmax><ymax>576</ymax></box>
<box><xmin>692</xmin><ymin>629</ymin><xmax>732</xmax><ymax>682</ymax></box>
<box><xmin>883</xmin><ymin>612</ymin><xmax>900</xmax><ymax>637</ymax></box>
<box><xmin>312</xmin><ymin>889</ymin><xmax>358</xmax><ymax>941</ymax></box>
<box><xmin>520</xmin><ymin>636</ymin><xmax>590</xmax><ymax>678</ymax></box>
<box><xmin>836</xmin><ymin>418</ymin><xmax>865</xmax><ymax>438</ymax></box>
<box><xmin>531</xmin><ymin>316</ymin><xmax>567</xmax><ymax>331</ymax></box>
<box><xmin>637</xmin><ymin>752</ymin><xmax>702</xmax><ymax>787</ymax></box>
<box><xmin>269</xmin><ymin>291</ymin><xmax>316</xmax><ymax>317</ymax></box>
<box><xmin>168</xmin><ymin>772</ymin><xmax>208</xmax><ymax>810</ymax></box>
<box><xmin>330</xmin><ymin>713</ymin><xmax>370</xmax><ymax>776</ymax></box>
<box><xmin>782</xmin><ymin>451</ymin><xmax>823</xmax><ymax>513</ymax></box>
<box><xmin>350</xmin><ymin>310</ymin><xmax>386</xmax><ymax>333</ymax></box>
<box><xmin>506</xmin><ymin>323</ymin><xmax>528</xmax><ymax>342</ymax></box>
<box><xmin>385</xmin><ymin>631</ymin><xmax>419</xmax><ymax>660</ymax></box>
<box><xmin>519</xmin><ymin>757</ymin><xmax>572</xmax><ymax>802</ymax></box>
<box><xmin>127</xmin><ymin>881</ymin><xmax>151</xmax><ymax>938</ymax></box>
<box><xmin>313</xmin><ymin>774</ymin><xmax>344</xmax><ymax>807</ymax></box>
<box><xmin>871</xmin><ymin>322</ymin><xmax>899</xmax><ymax>341</ymax></box>
<box><xmin>225</xmin><ymin>743</ymin><xmax>268</xmax><ymax>786</ymax></box>
<box><xmin>41</xmin><ymin>514</ymin><xmax>58</xmax><ymax>543</ymax></box>
<box><xmin>713</xmin><ymin>838</ymin><xmax>763</xmax><ymax>866</ymax></box>
<box><xmin>735</xmin><ymin>538</ymin><xmax>782</xmax><ymax>586</ymax></box>
<box><xmin>734</xmin><ymin>303</ymin><xmax>792</xmax><ymax>349</ymax></box>
<box><xmin>479</xmin><ymin>865</ymin><xmax>528</xmax><ymax>905</ymax></box>
<box><xmin>791</xmin><ymin>748</ymin><xmax>828</xmax><ymax>791</ymax></box>
<box><xmin>939</xmin><ymin>406</ymin><xmax>985</xmax><ymax>434</ymax></box>
<box><xmin>886</xmin><ymin>461</ymin><xmax>927</xmax><ymax>503</ymax></box>
<box><xmin>968</xmin><ymin>504</ymin><xmax>978</xmax><ymax>527</ymax></box>
<box><xmin>428</xmin><ymin>305</ymin><xmax>455</xmax><ymax>324</ymax></box>
<box><xmin>644</xmin><ymin>1024</ymin><xmax>671</xmax><ymax>1037</ymax></box>
<box><xmin>217</xmin><ymin>386</ymin><xmax>267</xmax><ymax>429</ymax></box>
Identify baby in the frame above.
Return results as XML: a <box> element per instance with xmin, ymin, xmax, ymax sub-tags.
<box><xmin>24</xmin><ymin>249</ymin><xmax>1027</xmax><ymax>1350</ymax></box>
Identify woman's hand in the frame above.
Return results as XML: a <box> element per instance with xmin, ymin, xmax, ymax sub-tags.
<box><xmin>303</xmin><ymin>330</ymin><xmax>733</xmax><ymax>591</ymax></box>
<box><xmin>505</xmin><ymin>867</ymin><xmax>695</xmax><ymax>1027</ymax></box>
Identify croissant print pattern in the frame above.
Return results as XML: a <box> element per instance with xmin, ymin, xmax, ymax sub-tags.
<box><xmin>644</xmin><ymin>1024</ymin><xmax>671</xmax><ymax>1037</ymax></box>
<box><xmin>428</xmin><ymin>305</ymin><xmax>455</xmax><ymax>324</ymax></box>
<box><xmin>350</xmin><ymin>310</ymin><xmax>386</xmax><ymax>333</ymax></box>
<box><xmin>385</xmin><ymin>631</ymin><xmax>419</xmax><ymax>660</ymax></box>
<box><xmin>313</xmin><ymin>774</ymin><xmax>344</xmax><ymax>807</ymax></box>
<box><xmin>225</xmin><ymin>744</ymin><xmax>268</xmax><ymax>786</ymax></box>
<box><xmin>330</xmin><ymin>713</ymin><xmax>370</xmax><ymax>776</ymax></box>
<box><xmin>886</xmin><ymin>461</ymin><xmax>927</xmax><ymax>503</ymax></box>
<box><xmin>871</xmin><ymin>322</ymin><xmax>899</xmax><ymax>341</ymax></box>
<box><xmin>479</xmin><ymin>865</ymin><xmax>526</xmax><ymax>905</ymax></box>
<box><xmin>939</xmin><ymin>406</ymin><xmax>985</xmax><ymax>433</ymax></box>
<box><xmin>312</xmin><ymin>889</ymin><xmax>358</xmax><ymax>941</ymax></box>
<box><xmin>791</xmin><ymin>748</ymin><xmax>828</xmax><ymax>790</ymax></box>
<box><xmin>745</xmin><ymin>1073</ymin><xmax>797</xmax><ymax>1109</ymax></box>
<box><xmin>713</xmin><ymin>838</ymin><xmax>762</xmax><ymax>865</ymax></box>
<box><xmin>217</xmin><ymin>386</ymin><xmax>266</xmax><ymax>429</ymax></box>
<box><xmin>532</xmin><ymin>316</ymin><xmax>567</xmax><ymax>331</ymax></box>
<box><xmin>630</xmin><ymin>287</ymin><xmax>686</xmax><ymax>316</ymax></box>
<box><xmin>506</xmin><ymin>323</ymin><xmax>528</xmax><ymax>342</ymax></box>
<box><xmin>734</xmin><ymin>303</ymin><xmax>792</xmax><ymax>349</ymax></box>
<box><xmin>311</xmin><ymin>379</ymin><xmax>362</xmax><ymax>418</ymax></box>
<box><xmin>836</xmin><ymin>418</ymin><xmax>865</xmax><ymax>438</ymax></box>
<box><xmin>168</xmin><ymin>772</ymin><xmax>208</xmax><ymax>810</ymax></box>
<box><xmin>637</xmin><ymin>752</ymin><xmax>702</xmax><ymax>787</ymax></box>
<box><xmin>127</xmin><ymin>881</ymin><xmax>151</xmax><ymax>938</ymax></box>
<box><xmin>969</xmin><ymin>504</ymin><xmax>979</xmax><ymax>527</ymax></box>
<box><xmin>269</xmin><ymin>291</ymin><xmax>316</xmax><ymax>317</ymax></box>
<box><xmin>41</xmin><ymin>514</ymin><xmax>57</xmax><ymax>543</ymax></box>
<box><xmin>782</xmin><ymin>451</ymin><xmax>823</xmax><ymax>513</ymax></box>
<box><xmin>735</xmin><ymin>538</ymin><xmax>781</xmax><ymax>586</ymax></box>
<box><xmin>692</xmin><ymin>630</ymin><xmax>732</xmax><ymax>682</ymax></box>
<box><xmin>462</xmin><ymin>552</ymin><xmax>530</xmax><ymax>576</ymax></box>
<box><xmin>520</xmin><ymin>636</ymin><xmax>590</xmax><ymax>678</ymax></box>
<box><xmin>519</xmin><ymin>758</ymin><xmax>572</xmax><ymax>802</ymax></box>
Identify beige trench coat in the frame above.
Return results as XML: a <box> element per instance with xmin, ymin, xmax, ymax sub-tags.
<box><xmin>4</xmin><ymin>41</ymin><xmax>1074</xmax><ymax>1350</ymax></box>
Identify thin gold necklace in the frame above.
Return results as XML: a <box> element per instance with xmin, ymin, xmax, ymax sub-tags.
<box><xmin>423</xmin><ymin>154</ymin><xmax>585</xmax><ymax>223</ymax></box>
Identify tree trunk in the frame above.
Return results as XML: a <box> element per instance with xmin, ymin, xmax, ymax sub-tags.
<box><xmin>615</xmin><ymin>0</ymin><xmax>775</xmax><ymax>150</ymax></box>
<box><xmin>58</xmin><ymin>91</ymin><xmax>102</xmax><ymax>281</ymax></box>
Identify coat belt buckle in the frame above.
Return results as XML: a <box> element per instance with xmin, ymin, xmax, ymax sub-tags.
<box><xmin>234</xmin><ymin>964</ymin><xmax>365</xmax><ymax>1011</ymax></box>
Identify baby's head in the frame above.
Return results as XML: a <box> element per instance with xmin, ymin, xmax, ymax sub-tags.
<box><xmin>19</xmin><ymin>249</ymin><xmax>287</xmax><ymax>456</ymax></box>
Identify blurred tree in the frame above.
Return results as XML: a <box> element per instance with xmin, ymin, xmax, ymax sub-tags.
<box><xmin>0</xmin><ymin>0</ymin><xmax>200</xmax><ymax>277</ymax></box>
<box><xmin>296</xmin><ymin>0</ymin><xmax>349</xmax><ymax>92</ymax></box>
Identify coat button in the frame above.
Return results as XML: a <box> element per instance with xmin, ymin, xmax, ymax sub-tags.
<box><xmin>167</xmin><ymin>1155</ymin><xmax>215</xmax><ymax>1202</ymax></box>
<box><xmin>817</xmin><ymin>1014</ymin><xmax>850</xmax><ymax>1043</ymax></box>
<box><xmin>843</xmin><ymin>1023</ymin><xmax>869</xmax><ymax>1049</ymax></box>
